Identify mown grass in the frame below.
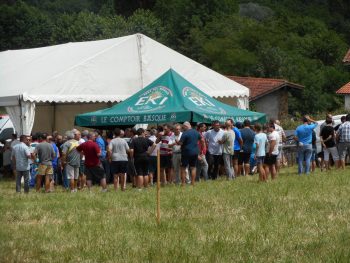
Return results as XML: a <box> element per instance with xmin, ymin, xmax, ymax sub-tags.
<box><xmin>1</xmin><ymin>167</ymin><xmax>350</xmax><ymax>262</ymax></box>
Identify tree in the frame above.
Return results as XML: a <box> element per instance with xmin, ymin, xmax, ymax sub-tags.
<box><xmin>0</xmin><ymin>1</ymin><xmax>53</xmax><ymax>50</ymax></box>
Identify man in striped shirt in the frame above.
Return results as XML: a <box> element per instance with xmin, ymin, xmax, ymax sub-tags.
<box><xmin>337</xmin><ymin>114</ymin><xmax>350</xmax><ymax>169</ymax></box>
<box><xmin>157</xmin><ymin>124</ymin><xmax>175</xmax><ymax>184</ymax></box>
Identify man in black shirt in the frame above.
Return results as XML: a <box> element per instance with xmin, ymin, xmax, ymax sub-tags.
<box><xmin>320</xmin><ymin>117</ymin><xmax>340</xmax><ymax>170</ymax></box>
<box><xmin>130</xmin><ymin>128</ymin><xmax>155</xmax><ymax>189</ymax></box>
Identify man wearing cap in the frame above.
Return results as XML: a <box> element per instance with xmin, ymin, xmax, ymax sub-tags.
<box><xmin>177</xmin><ymin>122</ymin><xmax>204</xmax><ymax>186</ymax></box>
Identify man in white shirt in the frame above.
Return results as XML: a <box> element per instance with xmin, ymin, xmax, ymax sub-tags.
<box><xmin>170</xmin><ymin>124</ymin><xmax>182</xmax><ymax>184</ymax></box>
<box><xmin>148</xmin><ymin>129</ymin><xmax>159</xmax><ymax>185</ymax></box>
<box><xmin>73</xmin><ymin>129</ymin><xmax>87</xmax><ymax>189</ymax></box>
<box><xmin>273</xmin><ymin>119</ymin><xmax>286</xmax><ymax>172</ymax></box>
<box><xmin>205</xmin><ymin>120</ymin><xmax>224</xmax><ymax>180</ymax></box>
<box><xmin>264</xmin><ymin>123</ymin><xmax>280</xmax><ymax>180</ymax></box>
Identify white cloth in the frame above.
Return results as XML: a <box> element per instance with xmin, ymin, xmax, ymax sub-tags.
<box><xmin>5</xmin><ymin>101</ymin><xmax>35</xmax><ymax>136</ymax></box>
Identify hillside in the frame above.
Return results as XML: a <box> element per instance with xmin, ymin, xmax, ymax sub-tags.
<box><xmin>1</xmin><ymin>0</ymin><xmax>350</xmax><ymax>114</ymax></box>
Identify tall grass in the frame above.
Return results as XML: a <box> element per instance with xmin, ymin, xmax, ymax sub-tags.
<box><xmin>1</xmin><ymin>167</ymin><xmax>350</xmax><ymax>262</ymax></box>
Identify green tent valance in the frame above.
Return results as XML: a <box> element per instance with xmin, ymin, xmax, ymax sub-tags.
<box><xmin>75</xmin><ymin>69</ymin><xmax>266</xmax><ymax>127</ymax></box>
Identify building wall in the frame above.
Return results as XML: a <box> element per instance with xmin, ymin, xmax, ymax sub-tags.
<box><xmin>253</xmin><ymin>91</ymin><xmax>281</xmax><ymax>120</ymax></box>
<box><xmin>345</xmin><ymin>95</ymin><xmax>350</xmax><ymax>110</ymax></box>
<box><xmin>33</xmin><ymin>102</ymin><xmax>111</xmax><ymax>134</ymax></box>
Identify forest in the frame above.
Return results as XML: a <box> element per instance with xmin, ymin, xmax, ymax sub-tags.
<box><xmin>1</xmin><ymin>0</ymin><xmax>350</xmax><ymax>115</ymax></box>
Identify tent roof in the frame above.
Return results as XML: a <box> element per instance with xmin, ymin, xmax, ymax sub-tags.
<box><xmin>75</xmin><ymin>69</ymin><xmax>265</xmax><ymax>127</ymax></box>
<box><xmin>0</xmin><ymin>34</ymin><xmax>249</xmax><ymax>106</ymax></box>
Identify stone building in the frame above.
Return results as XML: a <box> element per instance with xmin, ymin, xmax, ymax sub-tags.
<box><xmin>227</xmin><ymin>76</ymin><xmax>303</xmax><ymax>120</ymax></box>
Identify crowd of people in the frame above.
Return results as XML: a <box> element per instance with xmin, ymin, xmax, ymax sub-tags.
<box><xmin>298</xmin><ymin>113</ymin><xmax>350</xmax><ymax>173</ymax></box>
<box><xmin>3</xmin><ymin>113</ymin><xmax>350</xmax><ymax>194</ymax></box>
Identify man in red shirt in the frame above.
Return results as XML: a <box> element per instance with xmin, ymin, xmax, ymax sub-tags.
<box><xmin>76</xmin><ymin>132</ymin><xmax>107</xmax><ymax>191</ymax></box>
<box><xmin>196</xmin><ymin>123</ymin><xmax>208</xmax><ymax>181</ymax></box>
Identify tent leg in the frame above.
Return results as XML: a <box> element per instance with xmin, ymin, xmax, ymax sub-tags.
<box><xmin>52</xmin><ymin>102</ymin><xmax>56</xmax><ymax>134</ymax></box>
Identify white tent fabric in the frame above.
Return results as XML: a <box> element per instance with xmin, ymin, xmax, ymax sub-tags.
<box><xmin>0</xmin><ymin>33</ymin><xmax>249</xmax><ymax>134</ymax></box>
<box><xmin>5</xmin><ymin>101</ymin><xmax>35</xmax><ymax>135</ymax></box>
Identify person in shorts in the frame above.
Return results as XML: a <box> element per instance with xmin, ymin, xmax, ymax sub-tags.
<box><xmin>61</xmin><ymin>130</ymin><xmax>81</xmax><ymax>192</ymax></box>
<box><xmin>75</xmin><ymin>129</ymin><xmax>88</xmax><ymax>189</ymax></box>
<box><xmin>264</xmin><ymin>123</ymin><xmax>280</xmax><ymax>180</ymax></box>
<box><xmin>76</xmin><ymin>132</ymin><xmax>107</xmax><ymax>191</ymax></box>
<box><xmin>254</xmin><ymin>123</ymin><xmax>268</xmax><ymax>182</ymax></box>
<box><xmin>232</xmin><ymin>122</ymin><xmax>243</xmax><ymax>176</ymax></box>
<box><xmin>130</xmin><ymin>128</ymin><xmax>155</xmax><ymax>190</ymax></box>
<box><xmin>34</xmin><ymin>133</ymin><xmax>56</xmax><ymax>193</ymax></box>
<box><xmin>336</xmin><ymin>114</ymin><xmax>350</xmax><ymax>170</ymax></box>
<box><xmin>239</xmin><ymin>119</ymin><xmax>255</xmax><ymax>176</ymax></box>
<box><xmin>157</xmin><ymin>124</ymin><xmax>174</xmax><ymax>184</ymax></box>
<box><xmin>178</xmin><ymin>122</ymin><xmax>203</xmax><ymax>186</ymax></box>
<box><xmin>108</xmin><ymin>128</ymin><xmax>130</xmax><ymax>191</ymax></box>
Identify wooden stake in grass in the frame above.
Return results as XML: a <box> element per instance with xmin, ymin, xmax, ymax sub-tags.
<box><xmin>156</xmin><ymin>149</ymin><xmax>161</xmax><ymax>224</ymax></box>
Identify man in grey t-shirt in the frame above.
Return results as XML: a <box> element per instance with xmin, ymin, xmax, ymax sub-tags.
<box><xmin>219</xmin><ymin>119</ymin><xmax>235</xmax><ymax>180</ymax></box>
<box><xmin>35</xmin><ymin>133</ymin><xmax>56</xmax><ymax>193</ymax></box>
<box><xmin>107</xmin><ymin>128</ymin><xmax>130</xmax><ymax>191</ymax></box>
<box><xmin>62</xmin><ymin>130</ymin><xmax>81</xmax><ymax>192</ymax></box>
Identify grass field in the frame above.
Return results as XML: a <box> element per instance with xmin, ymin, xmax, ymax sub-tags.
<box><xmin>1</xmin><ymin>167</ymin><xmax>350</xmax><ymax>262</ymax></box>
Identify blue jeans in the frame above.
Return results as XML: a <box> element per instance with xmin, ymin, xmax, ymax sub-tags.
<box><xmin>297</xmin><ymin>144</ymin><xmax>313</xmax><ymax>174</ymax></box>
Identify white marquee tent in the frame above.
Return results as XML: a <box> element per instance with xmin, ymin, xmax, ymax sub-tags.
<box><xmin>0</xmin><ymin>33</ymin><xmax>250</xmax><ymax>135</ymax></box>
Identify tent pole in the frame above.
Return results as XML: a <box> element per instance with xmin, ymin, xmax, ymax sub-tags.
<box><xmin>156</xmin><ymin>149</ymin><xmax>161</xmax><ymax>224</ymax></box>
<box><xmin>52</xmin><ymin>102</ymin><xmax>56</xmax><ymax>134</ymax></box>
<box><xmin>19</xmin><ymin>96</ymin><xmax>23</xmax><ymax>135</ymax></box>
<box><xmin>136</xmin><ymin>34</ymin><xmax>144</xmax><ymax>88</ymax></box>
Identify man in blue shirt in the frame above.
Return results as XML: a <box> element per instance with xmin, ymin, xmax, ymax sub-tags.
<box><xmin>12</xmin><ymin>135</ymin><xmax>32</xmax><ymax>193</ymax></box>
<box><xmin>178</xmin><ymin>122</ymin><xmax>204</xmax><ymax>186</ymax></box>
<box><xmin>294</xmin><ymin>115</ymin><xmax>317</xmax><ymax>175</ymax></box>
<box><xmin>94</xmin><ymin>130</ymin><xmax>109</xmax><ymax>181</ymax></box>
<box><xmin>232</xmin><ymin>121</ymin><xmax>243</xmax><ymax>176</ymax></box>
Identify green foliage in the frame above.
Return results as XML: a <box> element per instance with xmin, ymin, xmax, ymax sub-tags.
<box><xmin>0</xmin><ymin>2</ymin><xmax>53</xmax><ymax>50</ymax></box>
<box><xmin>51</xmin><ymin>12</ymin><xmax>127</xmax><ymax>43</ymax></box>
<box><xmin>126</xmin><ymin>9</ymin><xmax>165</xmax><ymax>40</ymax></box>
<box><xmin>1</xmin><ymin>0</ymin><xmax>350</xmax><ymax>115</ymax></box>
